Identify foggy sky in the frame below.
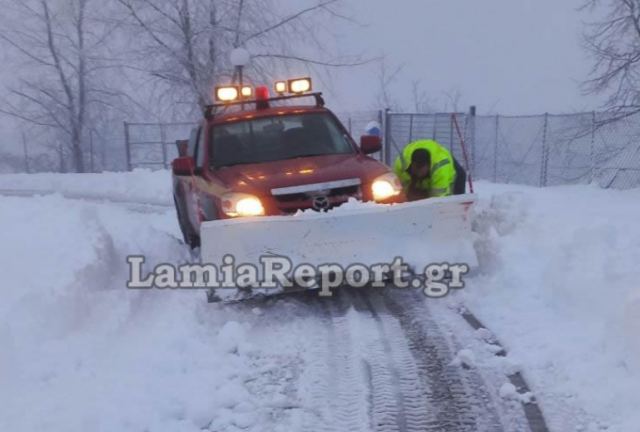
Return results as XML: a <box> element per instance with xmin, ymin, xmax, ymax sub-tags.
<box><xmin>327</xmin><ymin>0</ymin><xmax>604</xmax><ymax>115</ymax></box>
<box><xmin>0</xmin><ymin>0</ymin><xmax>606</xmax><ymax>154</ymax></box>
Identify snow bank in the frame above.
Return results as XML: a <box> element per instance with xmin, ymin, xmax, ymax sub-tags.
<box><xmin>0</xmin><ymin>194</ymin><xmax>304</xmax><ymax>432</ymax></box>
<box><xmin>0</xmin><ymin>169</ymin><xmax>172</xmax><ymax>205</ymax></box>
<box><xmin>463</xmin><ymin>181</ymin><xmax>640</xmax><ymax>432</ymax></box>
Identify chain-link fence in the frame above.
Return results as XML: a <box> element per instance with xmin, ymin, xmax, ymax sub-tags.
<box><xmin>335</xmin><ymin>110</ymin><xmax>384</xmax><ymax>161</ymax></box>
<box><xmin>471</xmin><ymin>112</ymin><xmax>640</xmax><ymax>189</ymax></box>
<box><xmin>384</xmin><ymin>110</ymin><xmax>640</xmax><ymax>190</ymax></box>
<box><xmin>335</xmin><ymin>110</ymin><xmax>382</xmax><ymax>137</ymax></box>
<box><xmin>124</xmin><ymin>122</ymin><xmax>197</xmax><ymax>170</ymax></box>
<box><xmin>383</xmin><ymin>112</ymin><xmax>470</xmax><ymax>167</ymax></box>
<box><xmin>124</xmin><ymin>110</ymin><xmax>640</xmax><ymax>190</ymax></box>
<box><xmin>595</xmin><ymin>114</ymin><xmax>640</xmax><ymax>189</ymax></box>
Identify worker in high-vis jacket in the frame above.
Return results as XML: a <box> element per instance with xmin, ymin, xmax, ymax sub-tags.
<box><xmin>393</xmin><ymin>139</ymin><xmax>467</xmax><ymax>201</ymax></box>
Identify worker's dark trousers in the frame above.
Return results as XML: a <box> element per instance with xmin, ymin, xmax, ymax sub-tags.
<box><xmin>453</xmin><ymin>158</ymin><xmax>467</xmax><ymax>195</ymax></box>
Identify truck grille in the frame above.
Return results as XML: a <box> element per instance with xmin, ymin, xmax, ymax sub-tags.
<box><xmin>271</xmin><ymin>178</ymin><xmax>362</xmax><ymax>213</ymax></box>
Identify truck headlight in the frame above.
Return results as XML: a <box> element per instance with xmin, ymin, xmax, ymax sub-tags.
<box><xmin>221</xmin><ymin>193</ymin><xmax>265</xmax><ymax>217</ymax></box>
<box><xmin>371</xmin><ymin>173</ymin><xmax>402</xmax><ymax>202</ymax></box>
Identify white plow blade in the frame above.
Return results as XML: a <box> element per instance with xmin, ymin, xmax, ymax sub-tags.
<box><xmin>200</xmin><ymin>194</ymin><xmax>477</xmax><ymax>275</ymax></box>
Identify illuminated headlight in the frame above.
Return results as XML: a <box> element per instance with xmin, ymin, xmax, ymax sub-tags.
<box><xmin>221</xmin><ymin>193</ymin><xmax>265</xmax><ymax>217</ymax></box>
<box><xmin>371</xmin><ymin>173</ymin><xmax>402</xmax><ymax>202</ymax></box>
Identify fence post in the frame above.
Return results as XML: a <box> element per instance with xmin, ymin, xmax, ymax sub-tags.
<box><xmin>469</xmin><ymin>106</ymin><xmax>477</xmax><ymax>174</ymax></box>
<box><xmin>124</xmin><ymin>121</ymin><xmax>132</xmax><ymax>171</ymax></box>
<box><xmin>590</xmin><ymin>111</ymin><xmax>596</xmax><ymax>183</ymax></box>
<box><xmin>22</xmin><ymin>131</ymin><xmax>30</xmax><ymax>173</ymax></box>
<box><xmin>540</xmin><ymin>112</ymin><xmax>550</xmax><ymax>187</ymax></box>
<box><xmin>409</xmin><ymin>114</ymin><xmax>414</xmax><ymax>143</ymax></box>
<box><xmin>160</xmin><ymin>123</ymin><xmax>168</xmax><ymax>169</ymax></box>
<box><xmin>384</xmin><ymin>109</ymin><xmax>392</xmax><ymax>165</ymax></box>
<box><xmin>432</xmin><ymin>115</ymin><xmax>437</xmax><ymax>140</ymax></box>
<box><xmin>377</xmin><ymin>109</ymin><xmax>384</xmax><ymax>162</ymax></box>
<box><xmin>449</xmin><ymin>114</ymin><xmax>454</xmax><ymax>152</ymax></box>
<box><xmin>89</xmin><ymin>129</ymin><xmax>95</xmax><ymax>173</ymax></box>
<box><xmin>493</xmin><ymin>114</ymin><xmax>499</xmax><ymax>182</ymax></box>
<box><xmin>101</xmin><ymin>132</ymin><xmax>106</xmax><ymax>172</ymax></box>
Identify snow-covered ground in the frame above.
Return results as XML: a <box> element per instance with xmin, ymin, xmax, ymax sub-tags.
<box><xmin>463</xmin><ymin>181</ymin><xmax>640</xmax><ymax>432</ymax></box>
<box><xmin>0</xmin><ymin>169</ymin><xmax>172</xmax><ymax>205</ymax></box>
<box><xmin>0</xmin><ymin>171</ymin><xmax>638</xmax><ymax>431</ymax></box>
<box><xmin>0</xmin><ymin>192</ymin><xmax>326</xmax><ymax>432</ymax></box>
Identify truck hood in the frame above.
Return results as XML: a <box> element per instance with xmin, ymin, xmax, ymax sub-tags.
<box><xmin>212</xmin><ymin>154</ymin><xmax>389</xmax><ymax>195</ymax></box>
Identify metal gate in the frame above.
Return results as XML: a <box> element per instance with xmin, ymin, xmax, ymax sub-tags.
<box><xmin>383</xmin><ymin>111</ymin><xmax>471</xmax><ymax>167</ymax></box>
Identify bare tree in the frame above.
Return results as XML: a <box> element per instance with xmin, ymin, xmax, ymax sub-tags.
<box><xmin>582</xmin><ymin>0</ymin><xmax>640</xmax><ymax>121</ymax></box>
<box><xmin>0</xmin><ymin>0</ymin><xmax>126</xmax><ymax>172</ymax></box>
<box><xmin>375</xmin><ymin>60</ymin><xmax>404</xmax><ymax>110</ymax></box>
<box><xmin>443</xmin><ymin>89</ymin><xmax>463</xmax><ymax>113</ymax></box>
<box><xmin>115</xmin><ymin>0</ymin><xmax>370</xmax><ymax>113</ymax></box>
<box><xmin>411</xmin><ymin>80</ymin><xmax>436</xmax><ymax>113</ymax></box>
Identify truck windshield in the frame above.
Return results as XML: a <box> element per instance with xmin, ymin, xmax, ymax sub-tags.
<box><xmin>210</xmin><ymin>112</ymin><xmax>354</xmax><ymax>168</ymax></box>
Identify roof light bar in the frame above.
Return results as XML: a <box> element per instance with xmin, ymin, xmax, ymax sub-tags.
<box><xmin>274</xmin><ymin>81</ymin><xmax>287</xmax><ymax>95</ymax></box>
<box><xmin>288</xmin><ymin>77</ymin><xmax>312</xmax><ymax>94</ymax></box>
<box><xmin>215</xmin><ymin>86</ymin><xmax>239</xmax><ymax>102</ymax></box>
<box><xmin>240</xmin><ymin>86</ymin><xmax>253</xmax><ymax>98</ymax></box>
<box><xmin>203</xmin><ymin>92</ymin><xmax>325</xmax><ymax>118</ymax></box>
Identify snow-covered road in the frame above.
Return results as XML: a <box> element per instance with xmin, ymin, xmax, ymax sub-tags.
<box><xmin>2</xmin><ymin>171</ymin><xmax>639</xmax><ymax>432</ymax></box>
<box><xmin>0</xmin><ymin>191</ymin><xmax>534</xmax><ymax>432</ymax></box>
<box><xmin>235</xmin><ymin>287</ymin><xmax>533</xmax><ymax>432</ymax></box>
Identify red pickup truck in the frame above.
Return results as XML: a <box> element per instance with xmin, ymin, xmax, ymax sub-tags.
<box><xmin>171</xmin><ymin>80</ymin><xmax>405</xmax><ymax>248</ymax></box>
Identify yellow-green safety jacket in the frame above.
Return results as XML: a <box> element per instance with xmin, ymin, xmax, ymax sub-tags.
<box><xmin>393</xmin><ymin>140</ymin><xmax>456</xmax><ymax>198</ymax></box>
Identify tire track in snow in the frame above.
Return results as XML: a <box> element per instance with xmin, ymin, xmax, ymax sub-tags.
<box><xmin>298</xmin><ymin>290</ymin><xmax>423</xmax><ymax>432</ymax></box>
<box><xmin>346</xmin><ymin>290</ymin><xmax>409</xmax><ymax>431</ymax></box>
<box><xmin>259</xmin><ymin>288</ymin><xmax>523</xmax><ymax>432</ymax></box>
<box><xmin>311</xmin><ymin>288</ymin><xmax>447</xmax><ymax>432</ymax></box>
<box><xmin>351</xmin><ymin>290</ymin><xmax>434</xmax><ymax>432</ymax></box>
<box><xmin>381</xmin><ymin>289</ymin><xmax>510</xmax><ymax>432</ymax></box>
<box><xmin>278</xmin><ymin>293</ymin><xmax>373</xmax><ymax>432</ymax></box>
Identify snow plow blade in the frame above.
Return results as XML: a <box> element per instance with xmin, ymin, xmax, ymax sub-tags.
<box><xmin>200</xmin><ymin>194</ymin><xmax>477</xmax><ymax>301</ymax></box>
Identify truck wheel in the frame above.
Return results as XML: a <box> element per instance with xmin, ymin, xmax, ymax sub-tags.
<box><xmin>174</xmin><ymin>196</ymin><xmax>200</xmax><ymax>249</ymax></box>
<box><xmin>188</xmin><ymin>232</ymin><xmax>201</xmax><ymax>249</ymax></box>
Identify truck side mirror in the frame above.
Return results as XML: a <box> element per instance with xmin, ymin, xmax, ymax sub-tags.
<box><xmin>360</xmin><ymin>135</ymin><xmax>382</xmax><ymax>154</ymax></box>
<box><xmin>172</xmin><ymin>156</ymin><xmax>195</xmax><ymax>176</ymax></box>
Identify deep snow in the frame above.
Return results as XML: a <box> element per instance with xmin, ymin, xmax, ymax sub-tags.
<box><xmin>460</xmin><ymin>181</ymin><xmax>640</xmax><ymax>432</ymax></box>
<box><xmin>0</xmin><ymin>171</ymin><xmax>638</xmax><ymax>431</ymax></box>
<box><xmin>0</xmin><ymin>193</ymin><xmax>331</xmax><ymax>431</ymax></box>
<box><xmin>0</xmin><ymin>169</ymin><xmax>172</xmax><ymax>204</ymax></box>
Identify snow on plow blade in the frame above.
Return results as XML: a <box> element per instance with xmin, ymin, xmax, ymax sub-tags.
<box><xmin>200</xmin><ymin>194</ymin><xmax>477</xmax><ymax>300</ymax></box>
